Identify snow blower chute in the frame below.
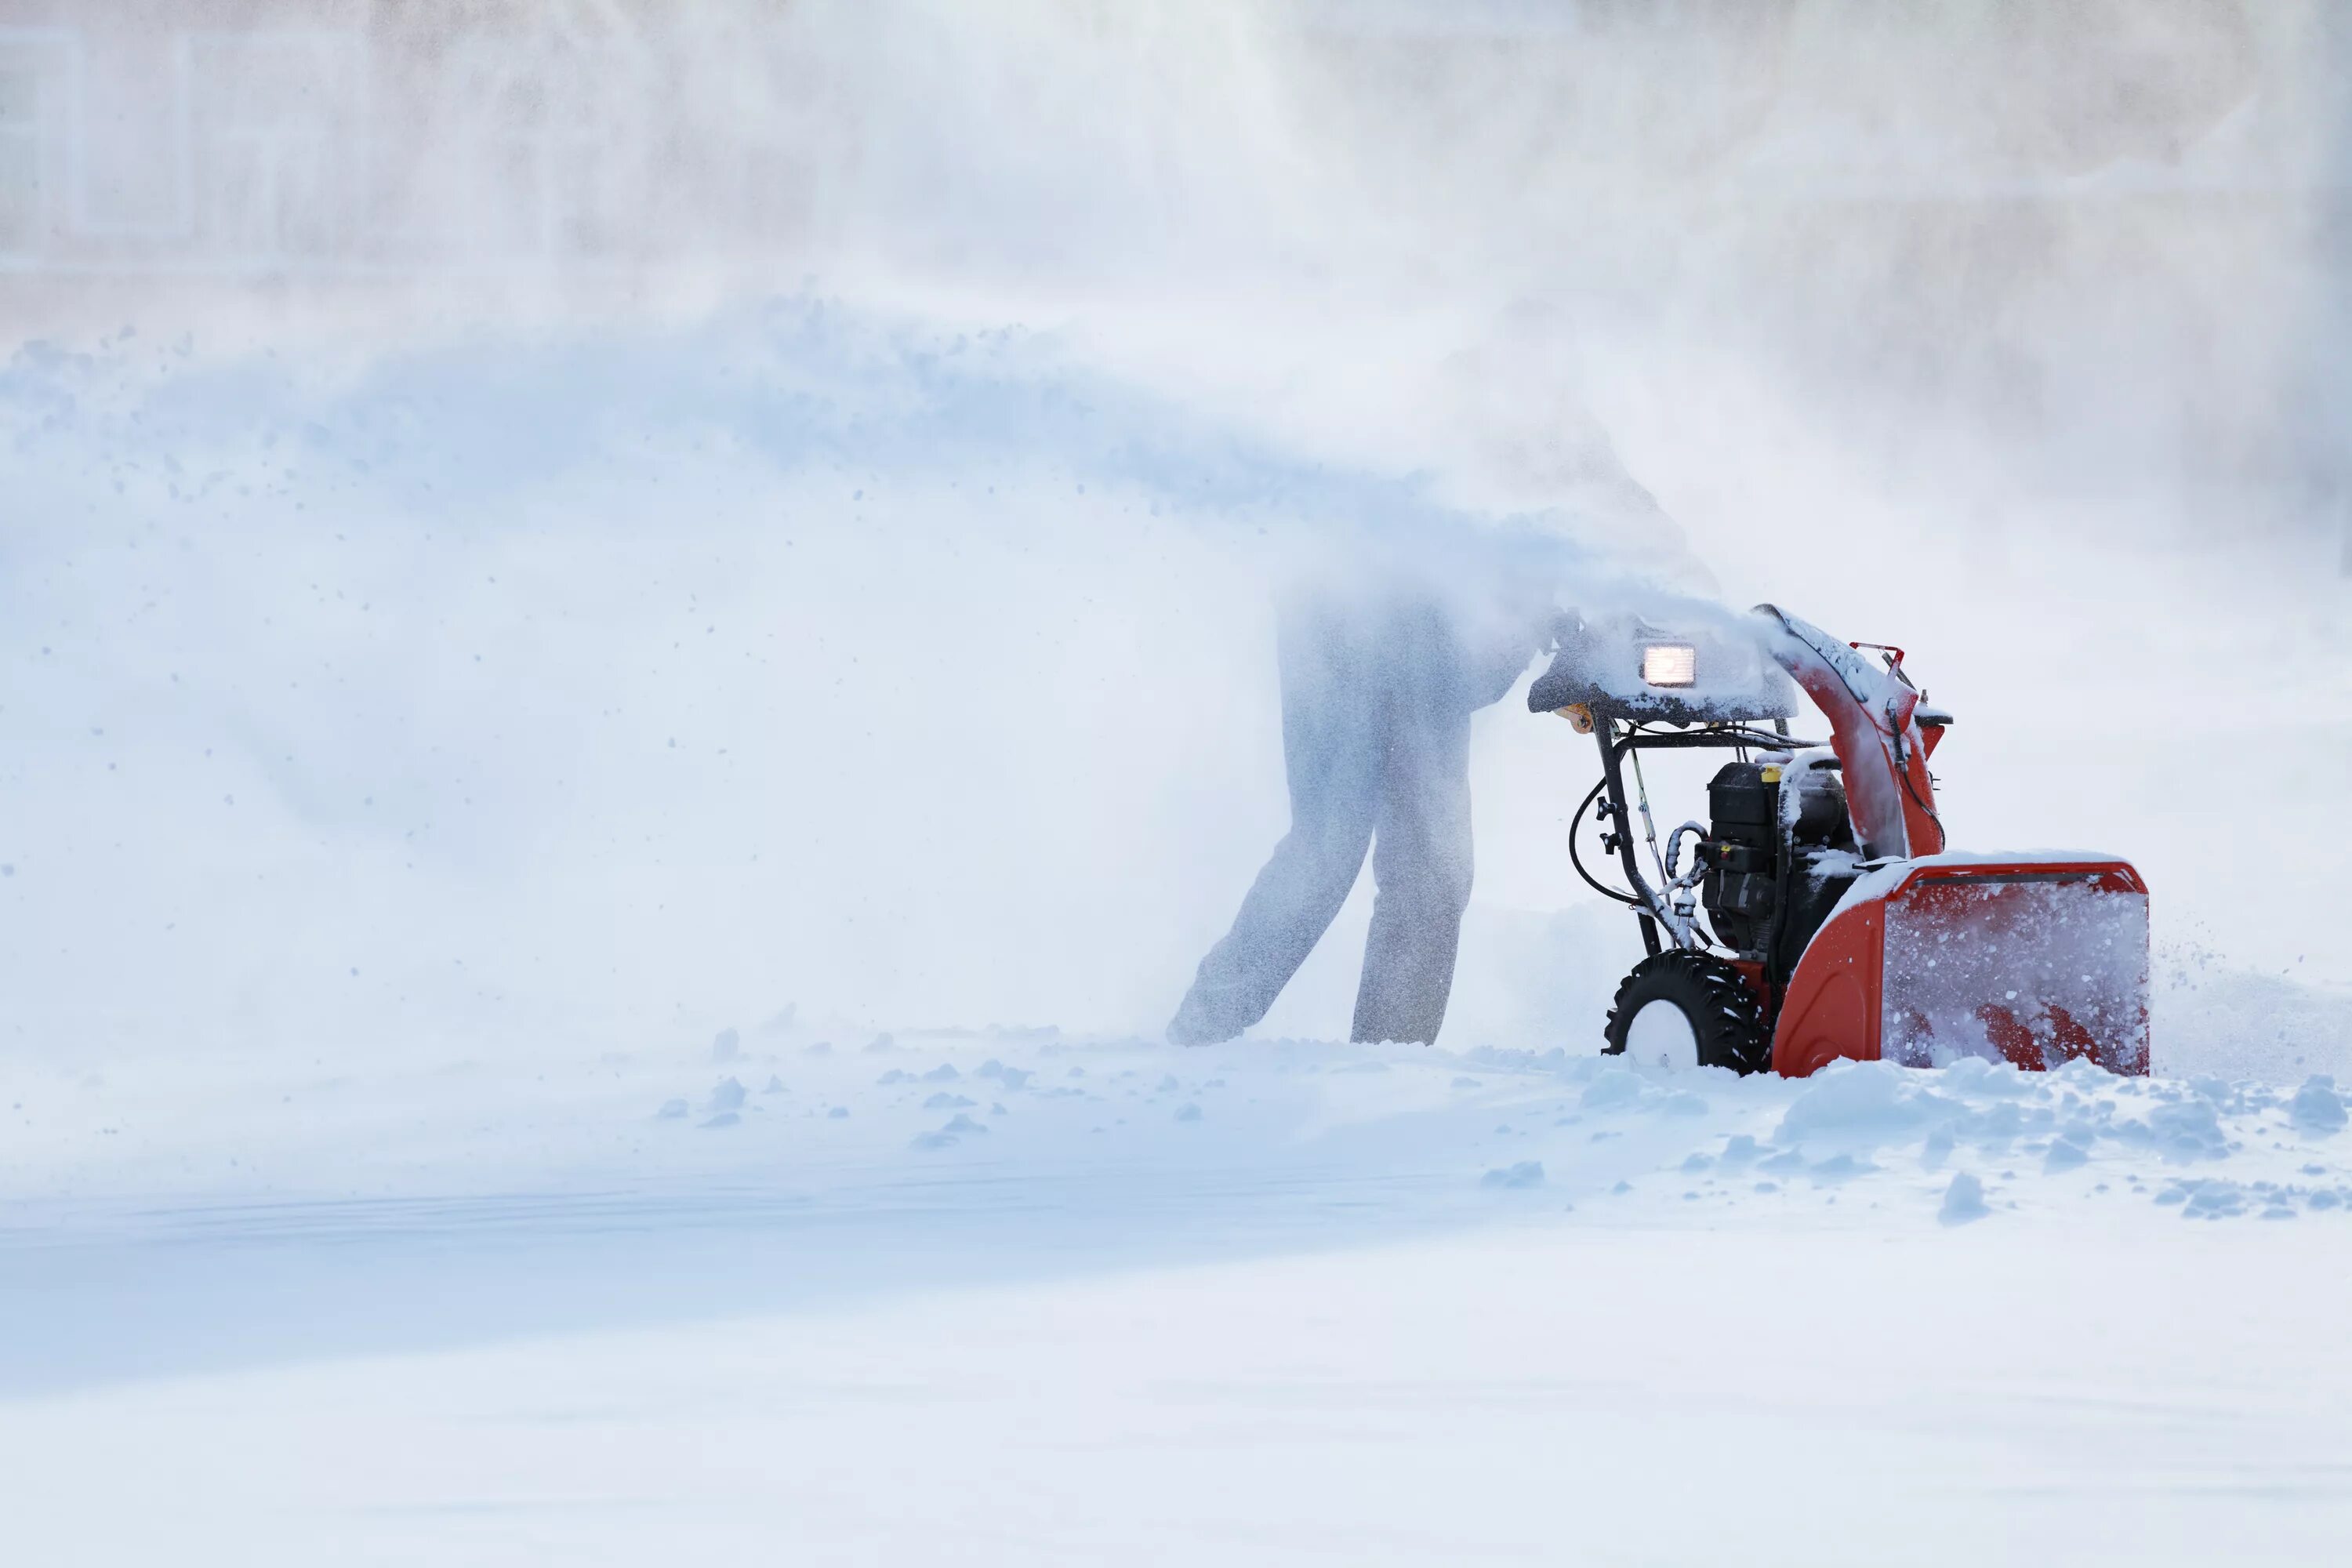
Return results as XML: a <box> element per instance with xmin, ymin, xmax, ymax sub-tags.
<box><xmin>1530</xmin><ymin>605</ymin><xmax>2149</xmax><ymax>1077</ymax></box>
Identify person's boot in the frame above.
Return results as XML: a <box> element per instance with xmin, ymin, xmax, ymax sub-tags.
<box><xmin>1165</xmin><ymin>988</ymin><xmax>1243</xmax><ymax>1047</ymax></box>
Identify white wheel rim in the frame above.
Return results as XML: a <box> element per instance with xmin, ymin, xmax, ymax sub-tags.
<box><xmin>1625</xmin><ymin>998</ymin><xmax>1701</xmax><ymax>1072</ymax></box>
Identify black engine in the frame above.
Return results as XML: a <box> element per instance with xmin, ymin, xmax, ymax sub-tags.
<box><xmin>1697</xmin><ymin>757</ymin><xmax>1863</xmax><ymax>982</ymax></box>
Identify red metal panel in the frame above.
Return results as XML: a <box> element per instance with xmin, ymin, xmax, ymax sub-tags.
<box><xmin>1770</xmin><ymin>899</ymin><xmax>1884</xmax><ymax>1076</ymax></box>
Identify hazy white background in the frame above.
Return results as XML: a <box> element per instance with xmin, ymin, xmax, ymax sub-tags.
<box><xmin>4</xmin><ymin>0</ymin><xmax>2349</xmax><ymax>1067</ymax></box>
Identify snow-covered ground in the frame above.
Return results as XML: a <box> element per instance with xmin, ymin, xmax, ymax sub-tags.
<box><xmin>8</xmin><ymin>296</ymin><xmax>2352</xmax><ymax>1562</ymax></box>
<box><xmin>9</xmin><ymin>8</ymin><xmax>2352</xmax><ymax>1555</ymax></box>
<box><xmin>5</xmin><ymin>1024</ymin><xmax>2350</xmax><ymax>1563</ymax></box>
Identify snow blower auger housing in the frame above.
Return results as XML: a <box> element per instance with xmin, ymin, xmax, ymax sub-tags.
<box><xmin>1530</xmin><ymin>605</ymin><xmax>2149</xmax><ymax>1078</ymax></box>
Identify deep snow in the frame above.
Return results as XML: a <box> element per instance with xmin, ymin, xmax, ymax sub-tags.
<box><xmin>9</xmin><ymin>5</ymin><xmax>2352</xmax><ymax>1555</ymax></box>
<box><xmin>4</xmin><ymin>1030</ymin><xmax>2350</xmax><ymax>1563</ymax></box>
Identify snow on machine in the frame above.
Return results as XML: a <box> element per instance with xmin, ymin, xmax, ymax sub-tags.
<box><xmin>1530</xmin><ymin>604</ymin><xmax>2149</xmax><ymax>1076</ymax></box>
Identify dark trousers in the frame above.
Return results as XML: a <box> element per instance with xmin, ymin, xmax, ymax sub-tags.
<box><xmin>1171</xmin><ymin>593</ymin><xmax>1479</xmax><ymax>1045</ymax></box>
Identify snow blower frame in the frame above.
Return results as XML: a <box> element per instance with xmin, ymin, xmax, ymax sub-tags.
<box><xmin>1530</xmin><ymin>605</ymin><xmax>2150</xmax><ymax>1077</ymax></box>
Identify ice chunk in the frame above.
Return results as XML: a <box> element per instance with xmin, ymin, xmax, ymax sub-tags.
<box><xmin>707</xmin><ymin>1076</ymin><xmax>746</xmax><ymax>1112</ymax></box>
<box><xmin>656</xmin><ymin>1098</ymin><xmax>688</xmax><ymax>1120</ymax></box>
<box><xmin>1174</xmin><ymin>1102</ymin><xmax>1203</xmax><ymax>1123</ymax></box>
<box><xmin>1481</xmin><ymin>1160</ymin><xmax>1545</xmax><ymax>1189</ymax></box>
<box><xmin>699</xmin><ymin>1111</ymin><xmax>740</xmax><ymax>1130</ymax></box>
<box><xmin>711</xmin><ymin>1028</ymin><xmax>740</xmax><ymax>1062</ymax></box>
<box><xmin>2290</xmin><ymin>1076</ymin><xmax>2346</xmax><ymax>1136</ymax></box>
<box><xmin>924</xmin><ymin>1092</ymin><xmax>975</xmax><ymax>1109</ymax></box>
<box><xmin>1939</xmin><ymin>1171</ymin><xmax>1988</xmax><ymax>1225</ymax></box>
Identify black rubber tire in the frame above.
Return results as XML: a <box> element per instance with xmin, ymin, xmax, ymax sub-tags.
<box><xmin>1602</xmin><ymin>950</ymin><xmax>1773</xmax><ymax>1075</ymax></box>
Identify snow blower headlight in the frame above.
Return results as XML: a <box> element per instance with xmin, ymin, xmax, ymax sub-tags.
<box><xmin>1641</xmin><ymin>643</ymin><xmax>1697</xmax><ymax>688</ymax></box>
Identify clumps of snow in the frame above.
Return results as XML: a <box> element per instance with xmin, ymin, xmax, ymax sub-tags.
<box><xmin>2136</xmin><ymin>1098</ymin><xmax>2230</xmax><ymax>1163</ymax></box>
<box><xmin>924</xmin><ymin>1092</ymin><xmax>975</xmax><ymax>1110</ymax></box>
<box><xmin>803</xmin><ymin>1041</ymin><xmax>833</xmax><ymax>1057</ymax></box>
<box><xmin>1157</xmin><ymin>1075</ymin><xmax>1180</xmax><ymax>1092</ymax></box>
<box><xmin>1450</xmin><ymin>1076</ymin><xmax>1483</xmax><ymax>1090</ymax></box>
<box><xmin>2290</xmin><ymin>1076</ymin><xmax>2346</xmax><ymax>1135</ymax></box>
<box><xmin>864</xmin><ymin>1033</ymin><xmax>896</xmax><ymax>1054</ymax></box>
<box><xmin>877</xmin><ymin>1069</ymin><xmax>910</xmax><ymax>1086</ymax></box>
<box><xmin>1940</xmin><ymin>1171</ymin><xmax>1989</xmax><ymax>1225</ymax></box>
<box><xmin>910</xmin><ymin>1131</ymin><xmax>959</xmax><ymax>1151</ymax></box>
<box><xmin>940</xmin><ymin>1113</ymin><xmax>988</xmax><ymax>1135</ymax></box>
<box><xmin>2042</xmin><ymin>1130</ymin><xmax>2091</xmax><ymax>1174</ymax></box>
<box><xmin>2154</xmin><ymin>1176</ymin><xmax>2352</xmax><ymax>1219</ymax></box>
<box><xmin>1776</xmin><ymin>1062</ymin><xmax>1942</xmax><ymax>1145</ymax></box>
<box><xmin>763</xmin><ymin>1076</ymin><xmax>786</xmax><ymax>1094</ymax></box>
<box><xmin>656</xmin><ymin>1098</ymin><xmax>688</xmax><ymax>1120</ymax></box>
<box><xmin>699</xmin><ymin>1112</ymin><xmax>740</xmax><ymax>1131</ymax></box>
<box><xmin>1581</xmin><ymin>1068</ymin><xmax>1643</xmax><ymax>1109</ymax></box>
<box><xmin>1174</xmin><ymin>1103</ymin><xmax>1203</xmax><ymax>1123</ymax></box>
<box><xmin>827</xmin><ymin>1105</ymin><xmax>849</xmax><ymax>1120</ymax></box>
<box><xmin>707</xmin><ymin>1077</ymin><xmax>746</xmax><ymax>1113</ymax></box>
<box><xmin>1482</xmin><ymin>1160</ymin><xmax>1545</xmax><ymax>1189</ymax></box>
<box><xmin>989</xmin><ymin>1102</ymin><xmax>1009</xmax><ymax>1116</ymax></box>
<box><xmin>1807</xmin><ymin>1153</ymin><xmax>1874</xmax><ymax>1184</ymax></box>
<box><xmin>976</xmin><ymin>1060</ymin><xmax>1032</xmax><ymax>1090</ymax></box>
<box><xmin>711</xmin><ymin>1028</ymin><xmax>741</xmax><ymax>1062</ymax></box>
<box><xmin>923</xmin><ymin>1064</ymin><xmax>961</xmax><ymax>1083</ymax></box>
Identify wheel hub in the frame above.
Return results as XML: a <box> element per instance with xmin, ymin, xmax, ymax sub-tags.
<box><xmin>1624</xmin><ymin>997</ymin><xmax>1700</xmax><ymax>1072</ymax></box>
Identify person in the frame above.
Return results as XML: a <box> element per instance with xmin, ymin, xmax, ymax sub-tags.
<box><xmin>1168</xmin><ymin>299</ymin><xmax>1693</xmax><ymax>1047</ymax></box>
<box><xmin>1166</xmin><ymin>567</ymin><xmax>1548</xmax><ymax>1046</ymax></box>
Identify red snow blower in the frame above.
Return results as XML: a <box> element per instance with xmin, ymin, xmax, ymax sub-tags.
<box><xmin>1529</xmin><ymin>605</ymin><xmax>2149</xmax><ymax>1077</ymax></box>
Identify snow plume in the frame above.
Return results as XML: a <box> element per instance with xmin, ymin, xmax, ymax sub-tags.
<box><xmin>0</xmin><ymin>299</ymin><xmax>1702</xmax><ymax>1061</ymax></box>
<box><xmin>5</xmin><ymin>1</ymin><xmax>2352</xmax><ymax>1065</ymax></box>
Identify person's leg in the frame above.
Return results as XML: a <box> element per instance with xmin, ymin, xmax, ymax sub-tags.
<box><xmin>1168</xmin><ymin>600</ymin><xmax>1383</xmax><ymax>1046</ymax></box>
<box><xmin>1352</xmin><ymin>608</ymin><xmax>1478</xmax><ymax>1045</ymax></box>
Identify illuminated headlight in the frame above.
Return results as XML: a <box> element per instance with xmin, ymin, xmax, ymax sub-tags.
<box><xmin>1641</xmin><ymin>643</ymin><xmax>1697</xmax><ymax>688</ymax></box>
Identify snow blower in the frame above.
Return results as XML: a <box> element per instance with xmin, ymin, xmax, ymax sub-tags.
<box><xmin>1530</xmin><ymin>604</ymin><xmax>2149</xmax><ymax>1076</ymax></box>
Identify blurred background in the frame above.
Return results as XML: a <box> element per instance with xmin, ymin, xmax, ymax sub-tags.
<box><xmin>2</xmin><ymin>0</ymin><xmax>2347</xmax><ymax>1069</ymax></box>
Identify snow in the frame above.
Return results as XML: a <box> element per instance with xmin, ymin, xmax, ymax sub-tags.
<box><xmin>5</xmin><ymin>1028</ymin><xmax>2351</xmax><ymax>1563</ymax></box>
<box><xmin>5</xmin><ymin>9</ymin><xmax>2352</xmax><ymax>1559</ymax></box>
